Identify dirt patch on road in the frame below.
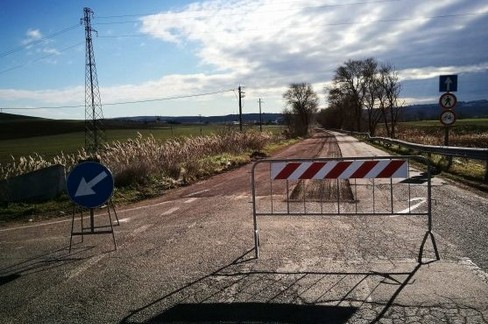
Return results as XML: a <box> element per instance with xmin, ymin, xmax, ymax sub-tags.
<box><xmin>289</xmin><ymin>132</ymin><xmax>354</xmax><ymax>202</ymax></box>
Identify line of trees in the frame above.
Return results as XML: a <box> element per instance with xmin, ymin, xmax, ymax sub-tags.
<box><xmin>283</xmin><ymin>57</ymin><xmax>402</xmax><ymax>138</ymax></box>
<box><xmin>282</xmin><ymin>83</ymin><xmax>319</xmax><ymax>137</ymax></box>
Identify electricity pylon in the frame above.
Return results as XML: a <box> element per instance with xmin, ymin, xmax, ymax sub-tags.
<box><xmin>82</xmin><ymin>7</ymin><xmax>105</xmax><ymax>155</ymax></box>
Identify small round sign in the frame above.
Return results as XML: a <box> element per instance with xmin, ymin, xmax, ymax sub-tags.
<box><xmin>66</xmin><ymin>161</ymin><xmax>114</xmax><ymax>209</ymax></box>
<box><xmin>439</xmin><ymin>92</ymin><xmax>457</xmax><ymax>109</ymax></box>
<box><xmin>440</xmin><ymin>110</ymin><xmax>456</xmax><ymax>126</ymax></box>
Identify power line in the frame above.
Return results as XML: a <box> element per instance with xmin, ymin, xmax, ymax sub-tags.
<box><xmin>95</xmin><ymin>11</ymin><xmax>487</xmax><ymax>38</ymax></box>
<box><xmin>0</xmin><ymin>42</ymin><xmax>84</xmax><ymax>76</ymax></box>
<box><xmin>1</xmin><ymin>104</ymin><xmax>84</xmax><ymax>111</ymax></box>
<box><xmin>0</xmin><ymin>24</ymin><xmax>81</xmax><ymax>59</ymax></box>
<box><xmin>95</xmin><ymin>0</ymin><xmax>405</xmax><ymax>21</ymax></box>
<box><xmin>1</xmin><ymin>89</ymin><xmax>235</xmax><ymax>111</ymax></box>
<box><xmin>3</xmin><ymin>4</ymin><xmax>483</xmax><ymax>74</ymax></box>
<box><xmin>95</xmin><ymin>0</ymin><xmax>405</xmax><ymax>26</ymax></box>
<box><xmin>324</xmin><ymin>12</ymin><xmax>488</xmax><ymax>26</ymax></box>
<box><xmin>104</xmin><ymin>89</ymin><xmax>235</xmax><ymax>106</ymax></box>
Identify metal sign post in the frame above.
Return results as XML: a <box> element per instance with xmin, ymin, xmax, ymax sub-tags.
<box><xmin>66</xmin><ymin>161</ymin><xmax>119</xmax><ymax>252</ymax></box>
<box><xmin>438</xmin><ymin>75</ymin><xmax>458</xmax><ymax>147</ymax></box>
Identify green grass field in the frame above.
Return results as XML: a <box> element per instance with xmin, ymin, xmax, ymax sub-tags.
<box><xmin>0</xmin><ymin>123</ymin><xmax>283</xmax><ymax>164</ymax></box>
<box><xmin>2</xmin><ymin>113</ymin><xmax>485</xmax><ymax>165</ymax></box>
<box><xmin>400</xmin><ymin>118</ymin><xmax>488</xmax><ymax>132</ymax></box>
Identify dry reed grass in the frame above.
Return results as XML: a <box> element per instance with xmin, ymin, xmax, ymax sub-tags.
<box><xmin>377</xmin><ymin>127</ymin><xmax>488</xmax><ymax>148</ymax></box>
<box><xmin>0</xmin><ymin>130</ymin><xmax>274</xmax><ymax>186</ymax></box>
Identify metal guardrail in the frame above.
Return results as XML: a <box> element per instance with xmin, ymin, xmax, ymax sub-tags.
<box><xmin>371</xmin><ymin>136</ymin><xmax>488</xmax><ymax>161</ymax></box>
<box><xmin>333</xmin><ymin>130</ymin><xmax>488</xmax><ymax>181</ymax></box>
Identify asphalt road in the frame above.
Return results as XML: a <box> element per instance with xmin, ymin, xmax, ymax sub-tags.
<box><xmin>1</xmin><ymin>131</ymin><xmax>487</xmax><ymax>323</ymax></box>
<box><xmin>333</xmin><ymin>131</ymin><xmax>488</xmax><ymax>274</ymax></box>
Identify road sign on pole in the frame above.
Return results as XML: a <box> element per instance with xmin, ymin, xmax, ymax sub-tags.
<box><xmin>67</xmin><ymin>160</ymin><xmax>118</xmax><ymax>252</ymax></box>
<box><xmin>439</xmin><ymin>92</ymin><xmax>457</xmax><ymax>109</ymax></box>
<box><xmin>67</xmin><ymin>161</ymin><xmax>114</xmax><ymax>209</ymax></box>
<box><xmin>439</xmin><ymin>75</ymin><xmax>458</xmax><ymax>92</ymax></box>
<box><xmin>440</xmin><ymin>110</ymin><xmax>456</xmax><ymax>126</ymax></box>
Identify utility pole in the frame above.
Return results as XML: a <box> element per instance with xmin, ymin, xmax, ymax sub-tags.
<box><xmin>199</xmin><ymin>114</ymin><xmax>202</xmax><ymax>135</ymax></box>
<box><xmin>238</xmin><ymin>86</ymin><xmax>245</xmax><ymax>132</ymax></box>
<box><xmin>82</xmin><ymin>7</ymin><xmax>105</xmax><ymax>156</ymax></box>
<box><xmin>258</xmin><ymin>98</ymin><xmax>263</xmax><ymax>132</ymax></box>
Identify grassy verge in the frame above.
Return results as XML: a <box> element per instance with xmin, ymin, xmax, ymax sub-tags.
<box><xmin>377</xmin><ymin>118</ymin><xmax>488</xmax><ymax>148</ymax></box>
<box><xmin>367</xmin><ymin>140</ymin><xmax>488</xmax><ymax>192</ymax></box>
<box><xmin>370</xmin><ymin>118</ymin><xmax>488</xmax><ymax>190</ymax></box>
<box><xmin>0</xmin><ymin>124</ymin><xmax>285</xmax><ymax>165</ymax></box>
<box><xmin>0</xmin><ymin>136</ymin><xmax>297</xmax><ymax>225</ymax></box>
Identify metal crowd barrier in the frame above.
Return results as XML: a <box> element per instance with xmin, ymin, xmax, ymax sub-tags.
<box><xmin>250</xmin><ymin>155</ymin><xmax>440</xmax><ymax>263</ymax></box>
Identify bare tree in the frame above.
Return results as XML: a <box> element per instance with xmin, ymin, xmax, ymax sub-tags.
<box><xmin>378</xmin><ymin>63</ymin><xmax>402</xmax><ymax>138</ymax></box>
<box><xmin>324</xmin><ymin>58</ymin><xmax>402</xmax><ymax>136</ymax></box>
<box><xmin>283</xmin><ymin>83</ymin><xmax>319</xmax><ymax>137</ymax></box>
<box><xmin>330</xmin><ymin>59</ymin><xmax>369</xmax><ymax>131</ymax></box>
<box><xmin>322</xmin><ymin>87</ymin><xmax>355</xmax><ymax>129</ymax></box>
<box><xmin>363</xmin><ymin>58</ymin><xmax>383</xmax><ymax>136</ymax></box>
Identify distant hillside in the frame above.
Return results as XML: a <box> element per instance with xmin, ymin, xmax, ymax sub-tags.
<box><xmin>0</xmin><ymin>112</ymin><xmax>45</xmax><ymax>121</ymax></box>
<box><xmin>1</xmin><ymin>100</ymin><xmax>486</xmax><ymax>140</ymax></box>
<box><xmin>0</xmin><ymin>112</ymin><xmax>283</xmax><ymax>140</ymax></box>
<box><xmin>400</xmin><ymin>100</ymin><xmax>488</xmax><ymax>121</ymax></box>
<box><xmin>0</xmin><ymin>112</ymin><xmax>85</xmax><ymax>140</ymax></box>
<box><xmin>112</xmin><ymin>113</ymin><xmax>283</xmax><ymax>125</ymax></box>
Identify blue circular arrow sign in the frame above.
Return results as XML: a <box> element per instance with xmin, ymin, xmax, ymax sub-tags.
<box><xmin>66</xmin><ymin>161</ymin><xmax>114</xmax><ymax>209</ymax></box>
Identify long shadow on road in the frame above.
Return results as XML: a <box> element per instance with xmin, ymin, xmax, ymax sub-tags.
<box><xmin>0</xmin><ymin>245</ymin><xmax>92</xmax><ymax>286</ymax></box>
<box><xmin>120</xmin><ymin>249</ymin><xmax>422</xmax><ymax>324</ymax></box>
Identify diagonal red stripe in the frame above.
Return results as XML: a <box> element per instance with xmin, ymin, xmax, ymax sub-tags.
<box><xmin>350</xmin><ymin>160</ymin><xmax>379</xmax><ymax>178</ymax></box>
<box><xmin>274</xmin><ymin>162</ymin><xmax>301</xmax><ymax>179</ymax></box>
<box><xmin>299</xmin><ymin>162</ymin><xmax>326</xmax><ymax>179</ymax></box>
<box><xmin>325</xmin><ymin>161</ymin><xmax>352</xmax><ymax>179</ymax></box>
<box><xmin>377</xmin><ymin>160</ymin><xmax>405</xmax><ymax>178</ymax></box>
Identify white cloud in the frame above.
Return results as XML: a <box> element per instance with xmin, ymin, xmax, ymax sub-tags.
<box><xmin>2</xmin><ymin>0</ymin><xmax>487</xmax><ymax>118</ymax></box>
<box><xmin>0</xmin><ymin>86</ymin><xmax>84</xmax><ymax>104</ymax></box>
<box><xmin>42</xmin><ymin>48</ymin><xmax>61</xmax><ymax>55</ymax></box>
<box><xmin>399</xmin><ymin>63</ymin><xmax>488</xmax><ymax>81</ymax></box>
<box><xmin>22</xmin><ymin>28</ymin><xmax>43</xmax><ymax>45</ymax></box>
<box><xmin>139</xmin><ymin>0</ymin><xmax>487</xmax><ymax>81</ymax></box>
<box><xmin>21</xmin><ymin>28</ymin><xmax>62</xmax><ymax>60</ymax></box>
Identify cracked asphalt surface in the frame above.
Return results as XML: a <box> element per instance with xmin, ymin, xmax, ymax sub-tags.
<box><xmin>1</xmin><ymin>131</ymin><xmax>487</xmax><ymax>323</ymax></box>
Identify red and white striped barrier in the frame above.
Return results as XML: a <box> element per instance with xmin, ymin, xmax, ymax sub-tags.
<box><xmin>271</xmin><ymin>159</ymin><xmax>408</xmax><ymax>180</ymax></box>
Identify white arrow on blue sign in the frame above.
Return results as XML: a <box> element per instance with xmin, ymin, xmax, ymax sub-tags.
<box><xmin>67</xmin><ymin>161</ymin><xmax>114</xmax><ymax>209</ymax></box>
<box><xmin>439</xmin><ymin>75</ymin><xmax>458</xmax><ymax>92</ymax></box>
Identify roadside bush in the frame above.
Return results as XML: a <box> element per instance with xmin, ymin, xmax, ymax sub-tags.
<box><xmin>101</xmin><ymin>130</ymin><xmax>272</xmax><ymax>186</ymax></box>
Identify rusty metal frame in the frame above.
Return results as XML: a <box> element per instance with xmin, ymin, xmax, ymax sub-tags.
<box><xmin>69</xmin><ymin>199</ymin><xmax>119</xmax><ymax>253</ymax></box>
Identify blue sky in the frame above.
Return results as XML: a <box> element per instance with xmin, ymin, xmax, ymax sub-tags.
<box><xmin>0</xmin><ymin>0</ymin><xmax>487</xmax><ymax>119</ymax></box>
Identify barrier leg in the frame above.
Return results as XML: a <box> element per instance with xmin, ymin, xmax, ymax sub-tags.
<box><xmin>418</xmin><ymin>231</ymin><xmax>440</xmax><ymax>263</ymax></box>
<box><xmin>254</xmin><ymin>230</ymin><xmax>260</xmax><ymax>259</ymax></box>
<box><xmin>69</xmin><ymin>205</ymin><xmax>76</xmax><ymax>253</ymax></box>
<box><xmin>108</xmin><ymin>200</ymin><xmax>120</xmax><ymax>226</ymax></box>
<box><xmin>107</xmin><ymin>206</ymin><xmax>117</xmax><ymax>251</ymax></box>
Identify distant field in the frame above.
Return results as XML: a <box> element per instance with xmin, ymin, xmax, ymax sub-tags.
<box><xmin>372</xmin><ymin>118</ymin><xmax>488</xmax><ymax>184</ymax></box>
<box><xmin>0</xmin><ymin>115</ymin><xmax>84</xmax><ymax>141</ymax></box>
<box><xmin>3</xmin><ymin>114</ymin><xmax>485</xmax><ymax>165</ymax></box>
<box><xmin>0</xmin><ymin>124</ymin><xmax>283</xmax><ymax>164</ymax></box>
<box><xmin>376</xmin><ymin>118</ymin><xmax>488</xmax><ymax>148</ymax></box>
<box><xmin>400</xmin><ymin>118</ymin><xmax>488</xmax><ymax>131</ymax></box>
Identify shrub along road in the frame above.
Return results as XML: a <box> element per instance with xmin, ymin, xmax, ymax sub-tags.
<box><xmin>0</xmin><ymin>131</ymin><xmax>487</xmax><ymax>323</ymax></box>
